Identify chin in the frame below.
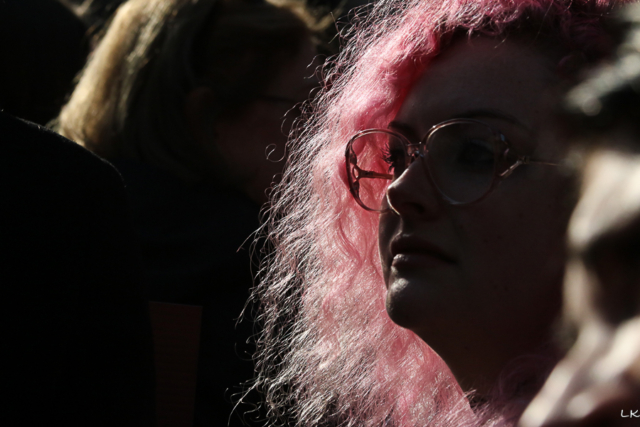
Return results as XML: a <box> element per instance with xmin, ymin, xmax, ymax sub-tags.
<box><xmin>385</xmin><ymin>277</ymin><xmax>431</xmax><ymax>330</ymax></box>
<box><xmin>384</xmin><ymin>274</ymin><xmax>469</xmax><ymax>356</ymax></box>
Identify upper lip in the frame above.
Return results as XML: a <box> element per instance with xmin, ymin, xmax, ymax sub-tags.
<box><xmin>390</xmin><ymin>236</ymin><xmax>457</xmax><ymax>264</ymax></box>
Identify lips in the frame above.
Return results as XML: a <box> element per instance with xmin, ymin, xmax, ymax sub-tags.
<box><xmin>389</xmin><ymin>236</ymin><xmax>457</xmax><ymax>267</ymax></box>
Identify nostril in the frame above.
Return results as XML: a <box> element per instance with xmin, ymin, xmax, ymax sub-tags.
<box><xmin>385</xmin><ymin>165</ymin><xmax>440</xmax><ymax>218</ymax></box>
<box><xmin>385</xmin><ymin>190</ymin><xmax>425</xmax><ymax>217</ymax></box>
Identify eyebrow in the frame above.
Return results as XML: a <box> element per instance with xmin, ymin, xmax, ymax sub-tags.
<box><xmin>388</xmin><ymin>120</ymin><xmax>420</xmax><ymax>140</ymax></box>
<box><xmin>389</xmin><ymin>108</ymin><xmax>534</xmax><ymax>139</ymax></box>
<box><xmin>457</xmin><ymin>109</ymin><xmax>534</xmax><ymax>134</ymax></box>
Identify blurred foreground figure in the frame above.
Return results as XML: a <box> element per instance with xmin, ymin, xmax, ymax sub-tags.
<box><xmin>520</xmin><ymin>4</ymin><xmax>640</xmax><ymax>426</ymax></box>
<box><xmin>0</xmin><ymin>0</ymin><xmax>88</xmax><ymax>125</ymax></box>
<box><xmin>0</xmin><ymin>112</ymin><xmax>154</xmax><ymax>426</ymax></box>
<box><xmin>57</xmin><ymin>0</ymin><xmax>320</xmax><ymax>425</ymax></box>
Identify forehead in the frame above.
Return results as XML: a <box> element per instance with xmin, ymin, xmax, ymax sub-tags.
<box><xmin>395</xmin><ymin>36</ymin><xmax>557</xmax><ymax>136</ymax></box>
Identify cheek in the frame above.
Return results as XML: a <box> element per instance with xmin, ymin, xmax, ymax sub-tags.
<box><xmin>263</xmin><ymin>127</ymin><xmax>288</xmax><ymax>163</ymax></box>
<box><xmin>378</xmin><ymin>212</ymin><xmax>397</xmax><ymax>285</ymax></box>
<box><xmin>472</xmin><ymin>171</ymin><xmax>572</xmax><ymax>252</ymax></box>
<box><xmin>467</xmin><ymin>197</ymin><xmax>567</xmax><ymax>269</ymax></box>
<box><xmin>249</xmin><ymin>109</ymin><xmax>291</xmax><ymax>162</ymax></box>
<box><xmin>459</xmin><ymin>187</ymin><xmax>570</xmax><ymax>318</ymax></box>
<box><xmin>217</xmin><ymin>108</ymin><xmax>288</xmax><ymax>179</ymax></box>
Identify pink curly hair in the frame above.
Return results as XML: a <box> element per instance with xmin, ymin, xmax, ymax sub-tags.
<box><xmin>250</xmin><ymin>1</ymin><xmax>625</xmax><ymax>426</ymax></box>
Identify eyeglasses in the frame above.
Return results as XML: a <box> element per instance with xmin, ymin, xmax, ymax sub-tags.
<box><xmin>345</xmin><ymin>118</ymin><xmax>559</xmax><ymax>212</ymax></box>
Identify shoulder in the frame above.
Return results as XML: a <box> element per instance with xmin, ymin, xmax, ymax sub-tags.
<box><xmin>0</xmin><ymin>112</ymin><xmax>125</xmax><ymax>198</ymax></box>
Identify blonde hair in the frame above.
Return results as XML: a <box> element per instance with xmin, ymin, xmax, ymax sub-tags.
<box><xmin>58</xmin><ymin>0</ymin><xmax>314</xmax><ymax>182</ymax></box>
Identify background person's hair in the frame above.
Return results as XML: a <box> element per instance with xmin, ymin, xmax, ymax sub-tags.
<box><xmin>61</xmin><ymin>0</ymin><xmax>129</xmax><ymax>32</ymax></box>
<box><xmin>564</xmin><ymin>2</ymin><xmax>640</xmax><ymax>136</ymax></box>
<box><xmin>250</xmin><ymin>1</ymin><xmax>623</xmax><ymax>426</ymax></box>
<box><xmin>57</xmin><ymin>0</ymin><xmax>314</xmax><ymax>182</ymax></box>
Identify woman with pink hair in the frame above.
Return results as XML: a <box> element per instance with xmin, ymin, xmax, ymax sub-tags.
<box><xmin>250</xmin><ymin>0</ymin><xmax>627</xmax><ymax>426</ymax></box>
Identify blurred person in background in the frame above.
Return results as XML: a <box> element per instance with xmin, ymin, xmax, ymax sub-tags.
<box><xmin>0</xmin><ymin>0</ymin><xmax>88</xmax><ymax>125</ymax></box>
<box><xmin>57</xmin><ymin>0</ymin><xmax>322</xmax><ymax>425</ymax></box>
<box><xmin>61</xmin><ymin>0</ymin><xmax>126</xmax><ymax>30</ymax></box>
<box><xmin>520</xmin><ymin>4</ymin><xmax>640</xmax><ymax>426</ymax></box>
<box><xmin>61</xmin><ymin>0</ymin><xmax>133</xmax><ymax>41</ymax></box>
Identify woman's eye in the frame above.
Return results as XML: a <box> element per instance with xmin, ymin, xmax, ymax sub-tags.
<box><xmin>382</xmin><ymin>146</ymin><xmax>405</xmax><ymax>176</ymax></box>
<box><xmin>454</xmin><ymin>139</ymin><xmax>495</xmax><ymax>172</ymax></box>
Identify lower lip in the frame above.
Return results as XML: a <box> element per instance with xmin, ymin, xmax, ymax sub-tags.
<box><xmin>391</xmin><ymin>253</ymin><xmax>454</xmax><ymax>269</ymax></box>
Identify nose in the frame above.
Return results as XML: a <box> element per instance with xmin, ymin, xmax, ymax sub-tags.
<box><xmin>385</xmin><ymin>156</ymin><xmax>443</xmax><ymax>218</ymax></box>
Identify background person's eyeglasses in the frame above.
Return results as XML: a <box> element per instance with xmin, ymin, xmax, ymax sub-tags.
<box><xmin>345</xmin><ymin>118</ymin><xmax>559</xmax><ymax>212</ymax></box>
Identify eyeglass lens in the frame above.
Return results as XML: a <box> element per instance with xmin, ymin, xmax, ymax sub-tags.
<box><xmin>347</xmin><ymin>121</ymin><xmax>500</xmax><ymax>210</ymax></box>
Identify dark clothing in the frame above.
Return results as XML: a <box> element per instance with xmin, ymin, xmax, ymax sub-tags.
<box><xmin>113</xmin><ymin>160</ymin><xmax>260</xmax><ymax>427</ymax></box>
<box><xmin>0</xmin><ymin>113</ymin><xmax>155</xmax><ymax>426</ymax></box>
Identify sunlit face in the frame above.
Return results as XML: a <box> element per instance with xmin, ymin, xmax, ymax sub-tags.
<box><xmin>378</xmin><ymin>37</ymin><xmax>575</xmax><ymax>394</ymax></box>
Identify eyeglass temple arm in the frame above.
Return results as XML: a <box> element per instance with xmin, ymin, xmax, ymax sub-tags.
<box><xmin>353</xmin><ymin>164</ymin><xmax>393</xmax><ymax>180</ymax></box>
<box><xmin>499</xmin><ymin>156</ymin><xmax>560</xmax><ymax>178</ymax></box>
